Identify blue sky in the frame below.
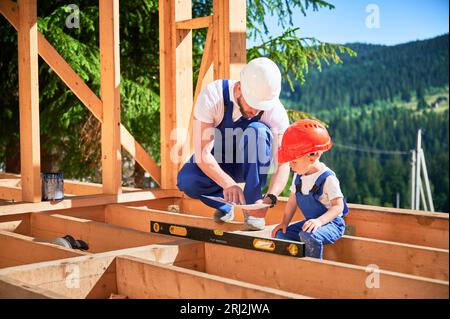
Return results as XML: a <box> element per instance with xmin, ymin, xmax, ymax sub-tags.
<box><xmin>248</xmin><ymin>0</ymin><xmax>449</xmax><ymax>47</ymax></box>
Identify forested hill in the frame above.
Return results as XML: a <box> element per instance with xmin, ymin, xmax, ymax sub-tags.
<box><xmin>282</xmin><ymin>34</ymin><xmax>449</xmax><ymax>112</ymax></box>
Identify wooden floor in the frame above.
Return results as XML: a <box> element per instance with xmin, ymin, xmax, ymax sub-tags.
<box><xmin>0</xmin><ymin>185</ymin><xmax>448</xmax><ymax>299</ymax></box>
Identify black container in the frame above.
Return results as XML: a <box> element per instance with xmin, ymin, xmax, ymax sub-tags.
<box><xmin>42</xmin><ymin>172</ymin><xmax>64</xmax><ymax>201</ymax></box>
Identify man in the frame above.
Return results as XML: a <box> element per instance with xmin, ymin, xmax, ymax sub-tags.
<box><xmin>177</xmin><ymin>57</ymin><xmax>290</xmax><ymax>230</ymax></box>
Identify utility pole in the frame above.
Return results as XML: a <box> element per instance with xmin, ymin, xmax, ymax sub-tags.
<box><xmin>411</xmin><ymin>129</ymin><xmax>435</xmax><ymax>212</ymax></box>
<box><xmin>420</xmin><ymin>148</ymin><xmax>435</xmax><ymax>212</ymax></box>
<box><xmin>415</xmin><ymin>129</ymin><xmax>422</xmax><ymax>210</ymax></box>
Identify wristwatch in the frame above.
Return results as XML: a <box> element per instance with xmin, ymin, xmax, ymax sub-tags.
<box><xmin>264</xmin><ymin>194</ymin><xmax>277</xmax><ymax>208</ymax></box>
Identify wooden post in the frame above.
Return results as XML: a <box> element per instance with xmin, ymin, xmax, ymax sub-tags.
<box><xmin>18</xmin><ymin>0</ymin><xmax>41</xmax><ymax>203</ymax></box>
<box><xmin>159</xmin><ymin>0</ymin><xmax>193</xmax><ymax>189</ymax></box>
<box><xmin>228</xmin><ymin>0</ymin><xmax>246</xmax><ymax>79</ymax></box>
<box><xmin>213</xmin><ymin>0</ymin><xmax>246</xmax><ymax>80</ymax></box>
<box><xmin>99</xmin><ymin>0</ymin><xmax>122</xmax><ymax>195</ymax></box>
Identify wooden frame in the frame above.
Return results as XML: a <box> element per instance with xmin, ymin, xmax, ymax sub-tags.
<box><xmin>159</xmin><ymin>0</ymin><xmax>247</xmax><ymax>189</ymax></box>
<box><xmin>0</xmin><ymin>0</ymin><xmax>448</xmax><ymax>300</ymax></box>
<box><xmin>179</xmin><ymin>196</ymin><xmax>449</xmax><ymax>249</ymax></box>
<box><xmin>0</xmin><ymin>245</ymin><xmax>307</xmax><ymax>299</ymax></box>
<box><xmin>104</xmin><ymin>204</ymin><xmax>448</xmax><ymax>280</ymax></box>
<box><xmin>0</xmin><ymin>0</ymin><xmax>162</xmax><ymax>203</ymax></box>
<box><xmin>17</xmin><ymin>0</ymin><xmax>40</xmax><ymax>202</ymax></box>
<box><xmin>0</xmin><ymin>230</ymin><xmax>87</xmax><ymax>269</ymax></box>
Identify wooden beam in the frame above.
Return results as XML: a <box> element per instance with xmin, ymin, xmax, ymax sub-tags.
<box><xmin>175</xmin><ymin>16</ymin><xmax>212</xmax><ymax>29</ymax></box>
<box><xmin>228</xmin><ymin>0</ymin><xmax>246</xmax><ymax>79</ymax></box>
<box><xmin>0</xmin><ymin>189</ymin><xmax>180</xmax><ymax>216</ymax></box>
<box><xmin>0</xmin><ymin>230</ymin><xmax>86</xmax><ymax>269</ymax></box>
<box><xmin>180</xmin><ymin>197</ymin><xmax>449</xmax><ymax>249</ymax></box>
<box><xmin>193</xmin><ymin>24</ymin><xmax>214</xmax><ymax>104</ymax></box>
<box><xmin>0</xmin><ymin>172</ymin><xmax>140</xmax><ymax>196</ymax></box>
<box><xmin>0</xmin><ymin>1</ymin><xmax>162</xmax><ymax>185</ymax></box>
<box><xmin>115</xmin><ymin>255</ymin><xmax>308</xmax><ymax>298</ymax></box>
<box><xmin>0</xmin><ymin>186</ymin><xmax>22</xmax><ymax>202</ymax></box>
<box><xmin>204</xmin><ymin>244</ymin><xmax>449</xmax><ymax>299</ymax></box>
<box><xmin>159</xmin><ymin>0</ymin><xmax>193</xmax><ymax>189</ymax></box>
<box><xmin>104</xmin><ymin>204</ymin><xmax>246</xmax><ymax>232</ymax></box>
<box><xmin>105</xmin><ymin>204</ymin><xmax>448</xmax><ymax>280</ymax></box>
<box><xmin>0</xmin><ymin>213</ymin><xmax>30</xmax><ymax>234</ymax></box>
<box><xmin>120</xmin><ymin>128</ymin><xmax>161</xmax><ymax>185</ymax></box>
<box><xmin>211</xmin><ymin>0</ymin><xmax>245</xmax><ymax>79</ymax></box>
<box><xmin>0</xmin><ymin>242</ymin><xmax>205</xmax><ymax>298</ymax></box>
<box><xmin>119</xmin><ymin>197</ymin><xmax>179</xmax><ymax>211</ymax></box>
<box><xmin>17</xmin><ymin>0</ymin><xmax>40</xmax><ymax>202</ymax></box>
<box><xmin>30</xmin><ymin>213</ymin><xmax>176</xmax><ymax>253</ymax></box>
<box><xmin>345</xmin><ymin>204</ymin><xmax>449</xmax><ymax>249</ymax></box>
<box><xmin>0</xmin><ymin>275</ymin><xmax>67</xmax><ymax>299</ymax></box>
<box><xmin>212</xmin><ymin>0</ymin><xmax>229</xmax><ymax>79</ymax></box>
<box><xmin>99</xmin><ymin>0</ymin><xmax>122</xmax><ymax>194</ymax></box>
<box><xmin>325</xmin><ymin>235</ymin><xmax>449</xmax><ymax>281</ymax></box>
<box><xmin>0</xmin><ymin>252</ymin><xmax>118</xmax><ymax>298</ymax></box>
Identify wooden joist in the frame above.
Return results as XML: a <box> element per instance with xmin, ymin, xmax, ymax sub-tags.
<box><xmin>0</xmin><ymin>185</ymin><xmax>22</xmax><ymax>202</ymax></box>
<box><xmin>0</xmin><ymin>251</ymin><xmax>307</xmax><ymax>299</ymax></box>
<box><xmin>0</xmin><ymin>251</ymin><xmax>118</xmax><ymax>298</ymax></box>
<box><xmin>0</xmin><ymin>189</ymin><xmax>179</xmax><ymax>216</ymax></box>
<box><xmin>325</xmin><ymin>235</ymin><xmax>449</xmax><ymax>281</ymax></box>
<box><xmin>345</xmin><ymin>204</ymin><xmax>449</xmax><ymax>249</ymax></box>
<box><xmin>104</xmin><ymin>204</ymin><xmax>246</xmax><ymax>232</ymax></box>
<box><xmin>180</xmin><ymin>197</ymin><xmax>449</xmax><ymax>249</ymax></box>
<box><xmin>0</xmin><ymin>213</ymin><xmax>31</xmax><ymax>234</ymax></box>
<box><xmin>116</xmin><ymin>255</ymin><xmax>307</xmax><ymax>299</ymax></box>
<box><xmin>0</xmin><ymin>230</ymin><xmax>87</xmax><ymax>269</ymax></box>
<box><xmin>0</xmin><ymin>173</ymin><xmax>141</xmax><ymax>198</ymax></box>
<box><xmin>29</xmin><ymin>213</ymin><xmax>175</xmax><ymax>253</ymax></box>
<box><xmin>0</xmin><ymin>275</ymin><xmax>67</xmax><ymax>299</ymax></box>
<box><xmin>106</xmin><ymin>204</ymin><xmax>448</xmax><ymax>280</ymax></box>
<box><xmin>203</xmin><ymin>244</ymin><xmax>449</xmax><ymax>299</ymax></box>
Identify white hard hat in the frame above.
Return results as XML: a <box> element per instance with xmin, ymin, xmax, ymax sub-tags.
<box><xmin>239</xmin><ymin>57</ymin><xmax>282</xmax><ymax>111</ymax></box>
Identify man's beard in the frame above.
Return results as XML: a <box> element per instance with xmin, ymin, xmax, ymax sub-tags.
<box><xmin>237</xmin><ymin>96</ymin><xmax>258</xmax><ymax>118</ymax></box>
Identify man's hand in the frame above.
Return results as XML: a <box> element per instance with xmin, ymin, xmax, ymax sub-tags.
<box><xmin>302</xmin><ymin>219</ymin><xmax>323</xmax><ymax>233</ymax></box>
<box><xmin>271</xmin><ymin>223</ymin><xmax>287</xmax><ymax>238</ymax></box>
<box><xmin>223</xmin><ymin>185</ymin><xmax>246</xmax><ymax>205</ymax></box>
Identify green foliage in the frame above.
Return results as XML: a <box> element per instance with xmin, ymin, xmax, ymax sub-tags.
<box><xmin>317</xmin><ymin>105</ymin><xmax>449</xmax><ymax>212</ymax></box>
<box><xmin>417</xmin><ymin>97</ymin><xmax>429</xmax><ymax>110</ymax></box>
<box><xmin>248</xmin><ymin>28</ymin><xmax>356</xmax><ymax>89</ymax></box>
<box><xmin>283</xmin><ymin>35</ymin><xmax>449</xmax><ymax>112</ymax></box>
<box><xmin>1</xmin><ymin>0</ymin><xmax>352</xmax><ymax>184</ymax></box>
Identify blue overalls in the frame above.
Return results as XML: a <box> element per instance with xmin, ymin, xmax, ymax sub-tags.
<box><xmin>275</xmin><ymin>170</ymin><xmax>349</xmax><ymax>259</ymax></box>
<box><xmin>177</xmin><ymin>80</ymin><xmax>273</xmax><ymax>214</ymax></box>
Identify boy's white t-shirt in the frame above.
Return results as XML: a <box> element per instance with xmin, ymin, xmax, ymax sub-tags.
<box><xmin>289</xmin><ymin>162</ymin><xmax>344</xmax><ymax>216</ymax></box>
<box><xmin>194</xmin><ymin>80</ymin><xmax>290</xmax><ymax>135</ymax></box>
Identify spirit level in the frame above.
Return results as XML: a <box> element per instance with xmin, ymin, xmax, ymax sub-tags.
<box><xmin>150</xmin><ymin>221</ymin><xmax>305</xmax><ymax>258</ymax></box>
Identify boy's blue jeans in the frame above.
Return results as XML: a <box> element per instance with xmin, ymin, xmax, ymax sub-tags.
<box><xmin>275</xmin><ymin>217</ymin><xmax>346</xmax><ymax>259</ymax></box>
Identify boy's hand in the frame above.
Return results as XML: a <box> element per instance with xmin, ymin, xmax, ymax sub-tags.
<box><xmin>271</xmin><ymin>223</ymin><xmax>287</xmax><ymax>238</ymax></box>
<box><xmin>302</xmin><ymin>219</ymin><xmax>323</xmax><ymax>233</ymax></box>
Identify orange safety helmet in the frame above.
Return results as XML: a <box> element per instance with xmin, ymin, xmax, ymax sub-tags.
<box><xmin>278</xmin><ymin>119</ymin><xmax>332</xmax><ymax>163</ymax></box>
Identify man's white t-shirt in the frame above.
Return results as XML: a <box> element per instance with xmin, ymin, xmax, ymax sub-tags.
<box><xmin>289</xmin><ymin>162</ymin><xmax>344</xmax><ymax>216</ymax></box>
<box><xmin>194</xmin><ymin>80</ymin><xmax>290</xmax><ymax>135</ymax></box>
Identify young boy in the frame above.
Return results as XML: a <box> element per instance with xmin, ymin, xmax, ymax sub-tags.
<box><xmin>271</xmin><ymin>119</ymin><xmax>348</xmax><ymax>259</ymax></box>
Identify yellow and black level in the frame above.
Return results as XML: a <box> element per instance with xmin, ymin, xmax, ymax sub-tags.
<box><xmin>150</xmin><ymin>221</ymin><xmax>305</xmax><ymax>258</ymax></box>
